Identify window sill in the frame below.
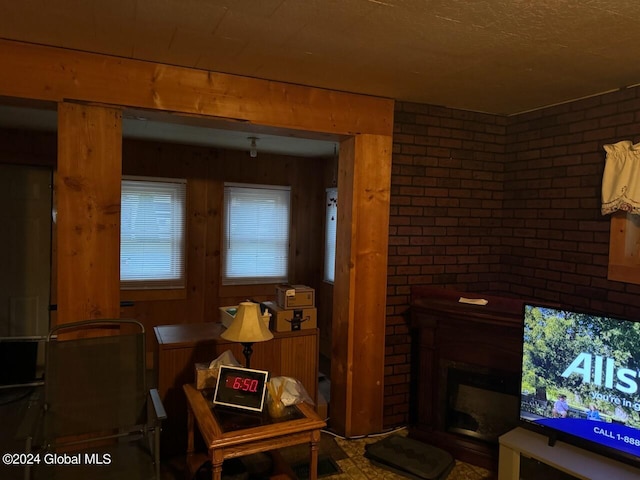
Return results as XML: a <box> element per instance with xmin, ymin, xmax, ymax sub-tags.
<box><xmin>121</xmin><ymin>288</ymin><xmax>187</xmax><ymax>302</ymax></box>
<box><xmin>218</xmin><ymin>283</ymin><xmax>280</xmax><ymax>299</ymax></box>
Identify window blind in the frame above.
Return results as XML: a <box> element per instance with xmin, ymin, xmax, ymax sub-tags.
<box><xmin>120</xmin><ymin>177</ymin><xmax>186</xmax><ymax>289</ymax></box>
<box><xmin>223</xmin><ymin>183</ymin><xmax>290</xmax><ymax>285</ymax></box>
<box><xmin>324</xmin><ymin>187</ymin><xmax>338</xmax><ymax>283</ymax></box>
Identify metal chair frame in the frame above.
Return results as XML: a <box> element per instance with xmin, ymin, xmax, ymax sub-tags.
<box><xmin>24</xmin><ymin>319</ymin><xmax>166</xmax><ymax>480</ymax></box>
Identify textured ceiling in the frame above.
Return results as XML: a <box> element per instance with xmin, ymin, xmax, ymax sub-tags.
<box><xmin>1</xmin><ymin>1</ymin><xmax>640</xmax><ymax>116</ymax></box>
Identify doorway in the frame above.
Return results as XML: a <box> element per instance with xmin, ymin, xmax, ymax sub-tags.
<box><xmin>0</xmin><ymin>164</ymin><xmax>52</xmax><ymax>385</ymax></box>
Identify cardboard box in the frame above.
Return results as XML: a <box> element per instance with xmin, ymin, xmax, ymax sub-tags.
<box><xmin>275</xmin><ymin>284</ymin><xmax>315</xmax><ymax>309</ymax></box>
<box><xmin>263</xmin><ymin>301</ymin><xmax>317</xmax><ymax>332</ymax></box>
<box><xmin>219</xmin><ymin>305</ymin><xmax>271</xmax><ymax>329</ymax></box>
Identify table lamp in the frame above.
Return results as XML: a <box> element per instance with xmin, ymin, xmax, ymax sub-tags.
<box><xmin>220</xmin><ymin>301</ymin><xmax>273</xmax><ymax>368</ymax></box>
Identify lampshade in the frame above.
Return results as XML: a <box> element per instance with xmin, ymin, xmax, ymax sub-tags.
<box><xmin>220</xmin><ymin>302</ymin><xmax>273</xmax><ymax>343</ymax></box>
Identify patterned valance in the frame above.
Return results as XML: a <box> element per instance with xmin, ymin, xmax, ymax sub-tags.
<box><xmin>602</xmin><ymin>140</ymin><xmax>640</xmax><ymax>215</ymax></box>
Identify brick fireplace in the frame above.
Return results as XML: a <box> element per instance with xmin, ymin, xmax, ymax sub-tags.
<box><xmin>409</xmin><ymin>286</ymin><xmax>524</xmax><ymax>470</ymax></box>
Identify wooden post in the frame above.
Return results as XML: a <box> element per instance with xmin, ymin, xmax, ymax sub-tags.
<box><xmin>331</xmin><ymin>134</ymin><xmax>393</xmax><ymax>436</ymax></box>
<box><xmin>56</xmin><ymin>102</ymin><xmax>122</xmax><ymax>324</ymax></box>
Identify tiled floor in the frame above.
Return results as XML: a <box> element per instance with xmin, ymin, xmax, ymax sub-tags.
<box><xmin>182</xmin><ymin>427</ymin><xmax>496</xmax><ymax>480</ymax></box>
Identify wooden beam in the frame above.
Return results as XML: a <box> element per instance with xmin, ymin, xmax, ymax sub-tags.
<box><xmin>56</xmin><ymin>102</ymin><xmax>122</xmax><ymax>323</ymax></box>
<box><xmin>2</xmin><ymin>38</ymin><xmax>395</xmax><ymax>436</ymax></box>
<box><xmin>0</xmin><ymin>39</ymin><xmax>393</xmax><ymax>137</ymax></box>
<box><xmin>331</xmin><ymin>133</ymin><xmax>393</xmax><ymax>436</ymax></box>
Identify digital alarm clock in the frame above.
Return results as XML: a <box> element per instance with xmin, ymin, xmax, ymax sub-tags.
<box><xmin>213</xmin><ymin>365</ymin><xmax>269</xmax><ymax>412</ymax></box>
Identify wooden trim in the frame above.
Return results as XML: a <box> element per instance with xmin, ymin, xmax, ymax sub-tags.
<box><xmin>120</xmin><ymin>288</ymin><xmax>187</xmax><ymax>302</ymax></box>
<box><xmin>331</xmin><ymin>138</ymin><xmax>356</xmax><ymax>436</ymax></box>
<box><xmin>0</xmin><ymin>39</ymin><xmax>394</xmax><ymax>137</ymax></box>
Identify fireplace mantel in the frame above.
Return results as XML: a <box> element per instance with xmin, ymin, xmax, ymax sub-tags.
<box><xmin>409</xmin><ymin>286</ymin><xmax>525</xmax><ymax>471</ymax></box>
<box><xmin>411</xmin><ymin>286</ymin><xmax>523</xmax><ymax>325</ymax></box>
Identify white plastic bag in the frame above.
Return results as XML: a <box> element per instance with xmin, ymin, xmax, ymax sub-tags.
<box><xmin>268</xmin><ymin>376</ymin><xmax>314</xmax><ymax>406</ymax></box>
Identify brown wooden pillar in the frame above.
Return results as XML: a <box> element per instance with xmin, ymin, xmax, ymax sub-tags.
<box><xmin>331</xmin><ymin>133</ymin><xmax>392</xmax><ymax>437</ymax></box>
<box><xmin>56</xmin><ymin>102</ymin><xmax>122</xmax><ymax>324</ymax></box>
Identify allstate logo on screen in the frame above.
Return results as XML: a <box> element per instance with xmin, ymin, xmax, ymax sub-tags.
<box><xmin>562</xmin><ymin>353</ymin><xmax>640</xmax><ymax>410</ymax></box>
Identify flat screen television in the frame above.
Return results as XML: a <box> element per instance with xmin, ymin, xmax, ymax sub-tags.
<box><xmin>520</xmin><ymin>303</ymin><xmax>640</xmax><ymax>467</ymax></box>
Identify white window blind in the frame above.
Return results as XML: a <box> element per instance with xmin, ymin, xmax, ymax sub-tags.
<box><xmin>324</xmin><ymin>187</ymin><xmax>338</xmax><ymax>283</ymax></box>
<box><xmin>223</xmin><ymin>183</ymin><xmax>290</xmax><ymax>285</ymax></box>
<box><xmin>120</xmin><ymin>176</ymin><xmax>186</xmax><ymax>289</ymax></box>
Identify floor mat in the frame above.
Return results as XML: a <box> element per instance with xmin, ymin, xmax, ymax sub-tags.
<box><xmin>364</xmin><ymin>435</ymin><xmax>454</xmax><ymax>480</ymax></box>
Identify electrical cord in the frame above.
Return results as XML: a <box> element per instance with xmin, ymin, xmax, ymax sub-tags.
<box><xmin>320</xmin><ymin>422</ymin><xmax>407</xmax><ymax>440</ymax></box>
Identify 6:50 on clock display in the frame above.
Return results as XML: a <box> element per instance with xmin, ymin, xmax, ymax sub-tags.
<box><xmin>225</xmin><ymin>375</ymin><xmax>260</xmax><ymax>393</ymax></box>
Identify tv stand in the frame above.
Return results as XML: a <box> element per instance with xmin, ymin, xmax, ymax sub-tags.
<box><xmin>498</xmin><ymin>427</ymin><xmax>640</xmax><ymax>480</ymax></box>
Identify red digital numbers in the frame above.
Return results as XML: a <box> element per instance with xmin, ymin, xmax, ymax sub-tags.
<box><xmin>225</xmin><ymin>375</ymin><xmax>259</xmax><ymax>392</ymax></box>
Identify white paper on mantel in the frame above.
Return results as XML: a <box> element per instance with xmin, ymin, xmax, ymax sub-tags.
<box><xmin>458</xmin><ymin>297</ymin><xmax>488</xmax><ymax>306</ymax></box>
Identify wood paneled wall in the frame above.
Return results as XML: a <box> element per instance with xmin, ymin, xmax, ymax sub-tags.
<box><xmin>119</xmin><ymin>139</ymin><xmax>327</xmax><ymax>329</ymax></box>
<box><xmin>0</xmin><ymin>129</ymin><xmax>328</xmax><ymax>337</ymax></box>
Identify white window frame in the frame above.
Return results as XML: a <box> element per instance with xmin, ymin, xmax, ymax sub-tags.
<box><xmin>324</xmin><ymin>187</ymin><xmax>338</xmax><ymax>284</ymax></box>
<box><xmin>120</xmin><ymin>176</ymin><xmax>187</xmax><ymax>290</ymax></box>
<box><xmin>222</xmin><ymin>183</ymin><xmax>291</xmax><ymax>285</ymax></box>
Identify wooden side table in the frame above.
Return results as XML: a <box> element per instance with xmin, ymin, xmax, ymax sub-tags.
<box><xmin>154</xmin><ymin>323</ymin><xmax>319</xmax><ymax>456</ymax></box>
<box><xmin>183</xmin><ymin>383</ymin><xmax>326</xmax><ymax>480</ymax></box>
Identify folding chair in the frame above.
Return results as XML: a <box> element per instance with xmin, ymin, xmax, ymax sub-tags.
<box><xmin>25</xmin><ymin>319</ymin><xmax>166</xmax><ymax>479</ymax></box>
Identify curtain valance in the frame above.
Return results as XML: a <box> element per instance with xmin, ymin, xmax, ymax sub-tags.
<box><xmin>602</xmin><ymin>140</ymin><xmax>640</xmax><ymax>215</ymax></box>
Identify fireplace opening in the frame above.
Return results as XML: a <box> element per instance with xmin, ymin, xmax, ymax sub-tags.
<box><xmin>445</xmin><ymin>365</ymin><xmax>520</xmax><ymax>443</ymax></box>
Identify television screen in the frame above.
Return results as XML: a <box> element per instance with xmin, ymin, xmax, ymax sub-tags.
<box><xmin>520</xmin><ymin>303</ymin><xmax>640</xmax><ymax>466</ymax></box>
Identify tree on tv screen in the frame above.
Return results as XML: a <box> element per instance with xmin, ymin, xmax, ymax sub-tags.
<box><xmin>522</xmin><ymin>306</ymin><xmax>640</xmax><ymax>427</ymax></box>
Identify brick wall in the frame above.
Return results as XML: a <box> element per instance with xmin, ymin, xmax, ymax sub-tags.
<box><xmin>385</xmin><ymin>87</ymin><xmax>640</xmax><ymax>428</ymax></box>
<box><xmin>386</xmin><ymin>102</ymin><xmax>508</xmax><ymax>426</ymax></box>
<box><xmin>503</xmin><ymin>88</ymin><xmax>640</xmax><ymax>317</ymax></box>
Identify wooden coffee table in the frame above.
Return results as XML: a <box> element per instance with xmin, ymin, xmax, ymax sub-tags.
<box><xmin>183</xmin><ymin>383</ymin><xmax>326</xmax><ymax>480</ymax></box>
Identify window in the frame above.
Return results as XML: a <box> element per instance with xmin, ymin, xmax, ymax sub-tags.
<box><xmin>223</xmin><ymin>183</ymin><xmax>291</xmax><ymax>285</ymax></box>
<box><xmin>120</xmin><ymin>176</ymin><xmax>186</xmax><ymax>290</ymax></box>
<box><xmin>324</xmin><ymin>187</ymin><xmax>338</xmax><ymax>283</ymax></box>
